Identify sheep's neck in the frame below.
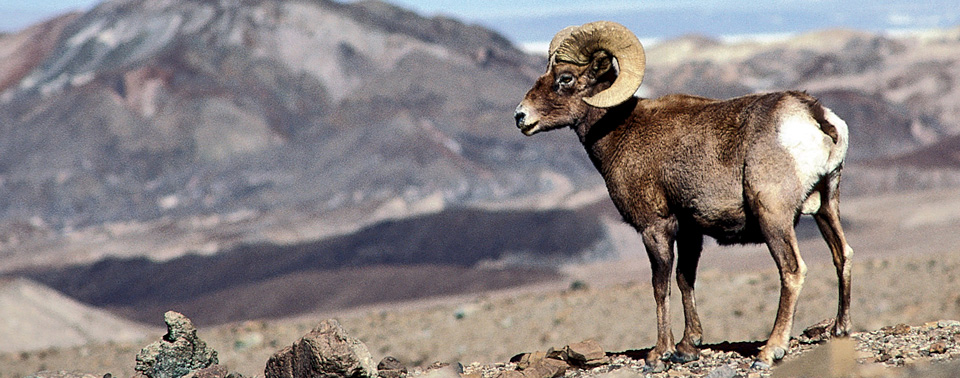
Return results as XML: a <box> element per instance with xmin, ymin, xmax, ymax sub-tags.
<box><xmin>574</xmin><ymin>97</ymin><xmax>639</xmax><ymax>174</ymax></box>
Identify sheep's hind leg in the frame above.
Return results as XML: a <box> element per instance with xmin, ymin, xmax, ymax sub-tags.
<box><xmin>672</xmin><ymin>229</ymin><xmax>703</xmax><ymax>363</ymax></box>
<box><xmin>811</xmin><ymin>176</ymin><xmax>853</xmax><ymax>339</ymax></box>
<box><xmin>754</xmin><ymin>198</ymin><xmax>808</xmax><ymax>366</ymax></box>
<box><xmin>640</xmin><ymin>219</ymin><xmax>677</xmax><ymax>372</ymax></box>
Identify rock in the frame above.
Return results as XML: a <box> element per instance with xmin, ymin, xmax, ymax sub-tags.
<box><xmin>515</xmin><ymin>351</ymin><xmax>548</xmax><ymax>370</ymax></box>
<box><xmin>799</xmin><ymin>318</ymin><xmax>836</xmax><ymax>343</ymax></box>
<box><xmin>378</xmin><ymin>356</ymin><xmax>406</xmax><ymax>371</ymax></box>
<box><xmin>523</xmin><ymin>358</ymin><xmax>568</xmax><ymax>378</ymax></box>
<box><xmin>418</xmin><ymin>365</ymin><xmax>460</xmax><ymax>378</ymax></box>
<box><xmin>881</xmin><ymin>323</ymin><xmax>912</xmax><ymax>335</ymax></box>
<box><xmin>378</xmin><ymin>356</ymin><xmax>407</xmax><ymax>378</ymax></box>
<box><xmin>495</xmin><ymin>358</ymin><xmax>567</xmax><ymax>378</ymax></box>
<box><xmin>135</xmin><ymin>311</ymin><xmax>219</xmax><ymax>378</ymax></box>
<box><xmin>182</xmin><ymin>366</ymin><xmax>230</xmax><ymax>378</ymax></box>
<box><xmin>563</xmin><ymin>340</ymin><xmax>608</xmax><ymax>367</ymax></box>
<box><xmin>25</xmin><ymin>372</ymin><xmax>99</xmax><ymax>378</ymax></box>
<box><xmin>702</xmin><ymin>365</ymin><xmax>736</xmax><ymax>378</ymax></box>
<box><xmin>264</xmin><ymin>319</ymin><xmax>377</xmax><ymax>378</ymax></box>
<box><xmin>594</xmin><ymin>370</ymin><xmax>642</xmax><ymax>378</ymax></box>
<box><xmin>498</xmin><ymin>351</ymin><xmax>568</xmax><ymax>378</ymax></box>
<box><xmin>938</xmin><ymin>320</ymin><xmax>960</xmax><ymax>328</ymax></box>
<box><xmin>930</xmin><ymin>341</ymin><xmax>949</xmax><ymax>354</ymax></box>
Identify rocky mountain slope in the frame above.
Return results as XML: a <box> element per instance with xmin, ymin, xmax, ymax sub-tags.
<box><xmin>1</xmin><ymin>0</ymin><xmax>959</xmax><ymax>233</ymax></box>
<box><xmin>0</xmin><ymin>0</ymin><xmax>569</xmax><ymax>231</ymax></box>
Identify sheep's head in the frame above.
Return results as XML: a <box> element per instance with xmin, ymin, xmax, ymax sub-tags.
<box><xmin>514</xmin><ymin>21</ymin><xmax>645</xmax><ymax>136</ymax></box>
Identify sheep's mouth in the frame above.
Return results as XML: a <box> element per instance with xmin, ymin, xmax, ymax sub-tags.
<box><xmin>520</xmin><ymin>122</ymin><xmax>542</xmax><ymax>136</ymax></box>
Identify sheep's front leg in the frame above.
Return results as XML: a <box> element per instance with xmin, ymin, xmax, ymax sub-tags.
<box><xmin>641</xmin><ymin>219</ymin><xmax>677</xmax><ymax>372</ymax></box>
<box><xmin>673</xmin><ymin>230</ymin><xmax>703</xmax><ymax>363</ymax></box>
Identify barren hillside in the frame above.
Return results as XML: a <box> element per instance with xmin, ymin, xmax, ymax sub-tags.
<box><xmin>1</xmin><ymin>2</ymin><xmax>960</xmax><ymax>377</ymax></box>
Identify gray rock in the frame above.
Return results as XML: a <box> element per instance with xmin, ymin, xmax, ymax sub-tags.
<box><xmin>378</xmin><ymin>356</ymin><xmax>407</xmax><ymax>378</ymax></box>
<box><xmin>182</xmin><ymin>366</ymin><xmax>231</xmax><ymax>378</ymax></box>
<box><xmin>264</xmin><ymin>319</ymin><xmax>378</xmax><ymax>378</ymax></box>
<box><xmin>937</xmin><ymin>320</ymin><xmax>960</xmax><ymax>328</ymax></box>
<box><xmin>25</xmin><ymin>372</ymin><xmax>99</xmax><ymax>378</ymax></box>
<box><xmin>703</xmin><ymin>365</ymin><xmax>737</xmax><ymax>378</ymax></box>
<box><xmin>135</xmin><ymin>311</ymin><xmax>219</xmax><ymax>378</ymax></box>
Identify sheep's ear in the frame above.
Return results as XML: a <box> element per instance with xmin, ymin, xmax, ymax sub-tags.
<box><xmin>590</xmin><ymin>51</ymin><xmax>613</xmax><ymax>78</ymax></box>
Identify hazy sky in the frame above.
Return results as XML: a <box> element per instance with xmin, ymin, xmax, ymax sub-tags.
<box><xmin>2</xmin><ymin>0</ymin><xmax>958</xmax><ymax>44</ymax></box>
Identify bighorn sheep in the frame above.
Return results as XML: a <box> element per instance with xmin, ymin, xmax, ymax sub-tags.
<box><xmin>514</xmin><ymin>21</ymin><xmax>853</xmax><ymax>370</ymax></box>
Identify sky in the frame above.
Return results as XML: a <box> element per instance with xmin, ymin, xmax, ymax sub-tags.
<box><xmin>2</xmin><ymin>0</ymin><xmax>959</xmax><ymax>46</ymax></box>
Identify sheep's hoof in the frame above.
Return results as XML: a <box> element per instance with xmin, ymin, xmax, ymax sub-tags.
<box><xmin>756</xmin><ymin>345</ymin><xmax>786</xmax><ymax>366</ymax></box>
<box><xmin>750</xmin><ymin>360</ymin><xmax>772</xmax><ymax>370</ymax></box>
<box><xmin>669</xmin><ymin>343</ymin><xmax>700</xmax><ymax>363</ymax></box>
<box><xmin>771</xmin><ymin>346</ymin><xmax>787</xmax><ymax>360</ymax></box>
<box><xmin>668</xmin><ymin>351</ymin><xmax>699</xmax><ymax>363</ymax></box>
<box><xmin>641</xmin><ymin>360</ymin><xmax>668</xmax><ymax>373</ymax></box>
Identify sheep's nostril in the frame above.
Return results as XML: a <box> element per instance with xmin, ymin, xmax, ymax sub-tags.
<box><xmin>514</xmin><ymin>110</ymin><xmax>526</xmax><ymax>128</ymax></box>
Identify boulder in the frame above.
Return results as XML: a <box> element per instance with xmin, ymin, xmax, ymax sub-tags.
<box><xmin>264</xmin><ymin>319</ymin><xmax>378</xmax><ymax>378</ymax></box>
<box><xmin>135</xmin><ymin>311</ymin><xmax>219</xmax><ymax>378</ymax></box>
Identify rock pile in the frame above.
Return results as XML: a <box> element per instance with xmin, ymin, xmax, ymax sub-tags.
<box><xmin>491</xmin><ymin>340</ymin><xmax>610</xmax><ymax>378</ymax></box>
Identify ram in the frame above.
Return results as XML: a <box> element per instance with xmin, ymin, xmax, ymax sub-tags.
<box><xmin>514</xmin><ymin>21</ymin><xmax>853</xmax><ymax>370</ymax></box>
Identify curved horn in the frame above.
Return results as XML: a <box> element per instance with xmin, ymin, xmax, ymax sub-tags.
<box><xmin>546</xmin><ymin>25</ymin><xmax>580</xmax><ymax>72</ymax></box>
<box><xmin>554</xmin><ymin>21</ymin><xmax>646</xmax><ymax>108</ymax></box>
<box><xmin>549</xmin><ymin>25</ymin><xmax>580</xmax><ymax>56</ymax></box>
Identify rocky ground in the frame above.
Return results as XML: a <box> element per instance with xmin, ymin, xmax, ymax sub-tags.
<box><xmin>11</xmin><ymin>313</ymin><xmax>960</xmax><ymax>378</ymax></box>
<box><xmin>4</xmin><ymin>246</ymin><xmax>960</xmax><ymax>378</ymax></box>
<box><xmin>4</xmin><ymin>188</ymin><xmax>960</xmax><ymax>378</ymax></box>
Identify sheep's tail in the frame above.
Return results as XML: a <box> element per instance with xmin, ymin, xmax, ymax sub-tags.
<box><xmin>798</xmin><ymin>95</ymin><xmax>840</xmax><ymax>144</ymax></box>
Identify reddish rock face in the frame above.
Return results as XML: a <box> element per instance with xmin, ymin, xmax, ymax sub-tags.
<box><xmin>0</xmin><ymin>13</ymin><xmax>80</xmax><ymax>94</ymax></box>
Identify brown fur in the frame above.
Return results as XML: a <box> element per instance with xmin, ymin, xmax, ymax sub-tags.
<box><xmin>515</xmin><ymin>54</ymin><xmax>853</xmax><ymax>368</ymax></box>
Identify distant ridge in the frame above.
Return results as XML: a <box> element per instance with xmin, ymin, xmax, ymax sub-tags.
<box><xmin>0</xmin><ymin>277</ymin><xmax>156</xmax><ymax>352</ymax></box>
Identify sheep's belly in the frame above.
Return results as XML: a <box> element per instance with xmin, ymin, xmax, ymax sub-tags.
<box><xmin>685</xmin><ymin>205</ymin><xmax>766</xmax><ymax>245</ymax></box>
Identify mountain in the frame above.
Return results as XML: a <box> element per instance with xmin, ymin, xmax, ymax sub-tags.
<box><xmin>2</xmin><ymin>1</ymin><xmax>959</xmax><ymax>232</ymax></box>
<box><xmin>2</xmin><ymin>0</ymin><xmax>960</xmax><ymax>328</ymax></box>
<box><xmin>0</xmin><ymin>0</ymin><xmax>587</xmax><ymax>231</ymax></box>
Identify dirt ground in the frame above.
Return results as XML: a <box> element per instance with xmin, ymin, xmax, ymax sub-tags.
<box><xmin>2</xmin><ymin>188</ymin><xmax>960</xmax><ymax>377</ymax></box>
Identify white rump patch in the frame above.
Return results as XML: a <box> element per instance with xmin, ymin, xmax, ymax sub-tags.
<box><xmin>822</xmin><ymin>107</ymin><xmax>849</xmax><ymax>169</ymax></box>
<box><xmin>778</xmin><ymin>112</ymin><xmax>832</xmax><ymax>192</ymax></box>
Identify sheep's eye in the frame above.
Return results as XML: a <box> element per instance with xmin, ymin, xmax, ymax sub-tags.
<box><xmin>556</xmin><ymin>74</ymin><xmax>575</xmax><ymax>88</ymax></box>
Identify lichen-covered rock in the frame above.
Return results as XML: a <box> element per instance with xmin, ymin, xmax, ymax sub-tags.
<box><xmin>135</xmin><ymin>311</ymin><xmax>219</xmax><ymax>378</ymax></box>
<box><xmin>264</xmin><ymin>319</ymin><xmax>378</xmax><ymax>378</ymax></box>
